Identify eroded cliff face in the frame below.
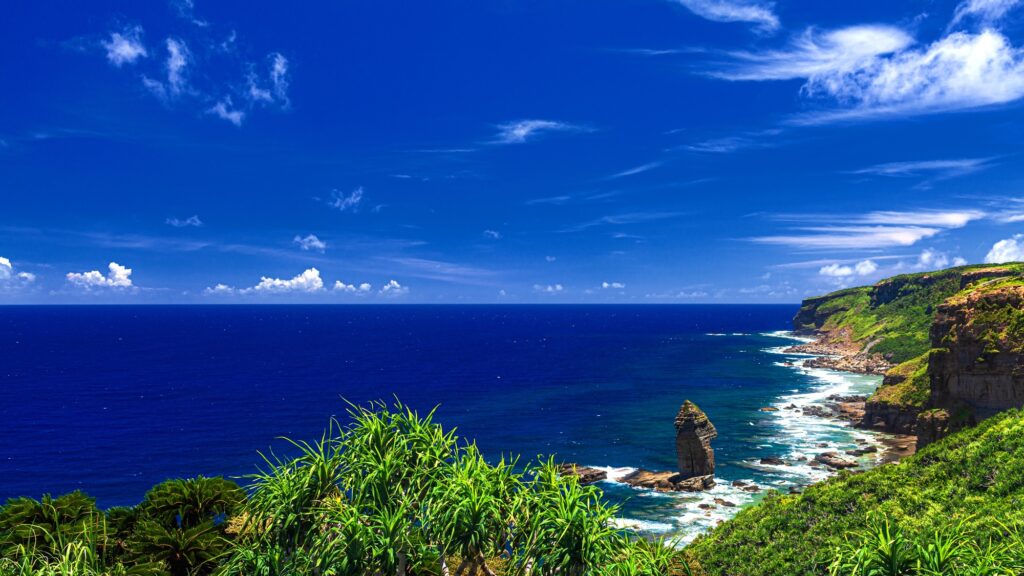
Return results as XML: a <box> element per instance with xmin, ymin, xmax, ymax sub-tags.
<box><xmin>916</xmin><ymin>284</ymin><xmax>1024</xmax><ymax>447</ymax></box>
<box><xmin>792</xmin><ymin>265</ymin><xmax>1024</xmax><ymax>441</ymax></box>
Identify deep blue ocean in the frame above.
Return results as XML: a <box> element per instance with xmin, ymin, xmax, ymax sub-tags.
<box><xmin>0</xmin><ymin>305</ymin><xmax>884</xmax><ymax>539</ymax></box>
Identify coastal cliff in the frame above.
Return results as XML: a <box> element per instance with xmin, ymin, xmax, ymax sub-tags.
<box><xmin>792</xmin><ymin>264</ymin><xmax>1024</xmax><ymax>444</ymax></box>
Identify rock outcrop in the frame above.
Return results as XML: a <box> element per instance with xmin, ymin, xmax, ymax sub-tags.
<box><xmin>620</xmin><ymin>469</ymin><xmax>715</xmax><ymax>492</ymax></box>
<box><xmin>675</xmin><ymin>400</ymin><xmax>717</xmax><ymax>478</ymax></box>
<box><xmin>915</xmin><ymin>284</ymin><xmax>1024</xmax><ymax>447</ymax></box>
<box><xmin>558</xmin><ymin>464</ymin><xmax>608</xmax><ymax>485</ymax></box>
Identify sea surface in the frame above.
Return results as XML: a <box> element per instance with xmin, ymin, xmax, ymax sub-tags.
<box><xmin>0</xmin><ymin>305</ymin><xmax>884</xmax><ymax>541</ymax></box>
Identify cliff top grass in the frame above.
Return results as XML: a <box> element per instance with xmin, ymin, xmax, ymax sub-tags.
<box><xmin>688</xmin><ymin>407</ymin><xmax>1024</xmax><ymax>576</ymax></box>
<box><xmin>796</xmin><ymin>263</ymin><xmax>1024</xmax><ymax>363</ymax></box>
<box><xmin>868</xmin><ymin>351</ymin><xmax>932</xmax><ymax>408</ymax></box>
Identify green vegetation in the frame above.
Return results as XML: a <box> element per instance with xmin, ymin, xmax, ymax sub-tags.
<box><xmin>829</xmin><ymin>515</ymin><xmax>1024</xmax><ymax>575</ymax></box>
<box><xmin>0</xmin><ymin>401</ymin><xmax>696</xmax><ymax>576</ymax></box>
<box><xmin>689</xmin><ymin>408</ymin><xmax>1024</xmax><ymax>576</ymax></box>
<box><xmin>870</xmin><ymin>352</ymin><xmax>932</xmax><ymax>409</ymax></box>
<box><xmin>796</xmin><ymin>264</ymin><xmax>1024</xmax><ymax>364</ymax></box>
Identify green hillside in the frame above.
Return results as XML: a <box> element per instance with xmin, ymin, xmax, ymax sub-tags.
<box><xmin>689</xmin><ymin>408</ymin><xmax>1024</xmax><ymax>575</ymax></box>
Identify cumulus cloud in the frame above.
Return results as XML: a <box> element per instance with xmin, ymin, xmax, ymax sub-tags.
<box><xmin>204</xmin><ymin>283</ymin><xmax>235</xmax><ymax>295</ymax></box>
<box><xmin>102</xmin><ymin>25</ymin><xmax>147</xmax><ymax>67</ymax></box>
<box><xmin>711</xmin><ymin>22</ymin><xmax>1024</xmax><ymax>123</ymax></box>
<box><xmin>483</xmin><ymin>229</ymin><xmax>502</xmax><ymax>240</ymax></box>
<box><xmin>534</xmin><ymin>283</ymin><xmax>564</xmax><ymax>293</ymax></box>
<box><xmin>66</xmin><ymin>262</ymin><xmax>134</xmax><ymax>289</ymax></box>
<box><xmin>916</xmin><ymin>248</ymin><xmax>952</xmax><ymax>270</ymax></box>
<box><xmin>379</xmin><ymin>279</ymin><xmax>408</xmax><ymax>296</ymax></box>
<box><xmin>334</xmin><ymin>280</ymin><xmax>372</xmax><ymax>293</ymax></box>
<box><xmin>673</xmin><ymin>0</ymin><xmax>780</xmax><ymax>33</ymax></box>
<box><xmin>985</xmin><ymin>234</ymin><xmax>1024</xmax><ymax>263</ymax></box>
<box><xmin>249</xmin><ymin>268</ymin><xmax>324</xmax><ymax>293</ymax></box>
<box><xmin>818</xmin><ymin>259</ymin><xmax>878</xmax><ymax>277</ymax></box>
<box><xmin>328</xmin><ymin>187</ymin><xmax>364</xmax><ymax>212</ymax></box>
<box><xmin>602</xmin><ymin>281</ymin><xmax>626</xmax><ymax>289</ymax></box>
<box><xmin>166</xmin><ymin>215</ymin><xmax>203</xmax><ymax>227</ymax></box>
<box><xmin>493</xmin><ymin>120</ymin><xmax>589</xmax><ymax>144</ymax></box>
<box><xmin>954</xmin><ymin>256</ymin><xmax>969</xmax><ymax>266</ymax></box>
<box><xmin>293</xmin><ymin>234</ymin><xmax>327</xmax><ymax>252</ymax></box>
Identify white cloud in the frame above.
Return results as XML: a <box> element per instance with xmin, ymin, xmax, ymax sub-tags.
<box><xmin>855</xmin><ymin>259</ymin><xmax>879</xmax><ymax>275</ymax></box>
<box><xmin>249</xmin><ymin>268</ymin><xmax>324</xmax><ymax>293</ymax></box>
<box><xmin>534</xmin><ymin>283</ymin><xmax>564</xmax><ymax>293</ymax></box>
<box><xmin>144</xmin><ymin>38</ymin><xmax>191</xmax><ymax>101</ymax></box>
<box><xmin>483</xmin><ymin>229</ymin><xmax>502</xmax><ymax>240</ymax></box>
<box><xmin>493</xmin><ymin>120</ymin><xmax>589</xmax><ymax>144</ymax></box>
<box><xmin>819</xmin><ymin>263</ymin><xmax>854</xmax><ymax>277</ymax></box>
<box><xmin>66</xmin><ymin>262</ymin><xmax>133</xmax><ymax>289</ymax></box>
<box><xmin>953</xmin><ymin>256</ymin><xmax>969</xmax><ymax>266</ymax></box>
<box><xmin>850</xmin><ymin>158</ymin><xmax>993</xmax><ymax>181</ymax></box>
<box><xmin>985</xmin><ymin>234</ymin><xmax>1024</xmax><ymax>263</ymax></box>
<box><xmin>208</xmin><ymin>97</ymin><xmax>245</xmax><ymax>126</ymax></box>
<box><xmin>951</xmin><ymin>0</ymin><xmax>1023</xmax><ymax>27</ymax></box>
<box><xmin>328</xmin><ymin>187</ymin><xmax>364</xmax><ymax>212</ymax></box>
<box><xmin>545</xmin><ymin>256</ymin><xmax>557</xmax><ymax>262</ymax></box>
<box><xmin>818</xmin><ymin>259</ymin><xmax>878</xmax><ymax>277</ymax></box>
<box><xmin>379</xmin><ymin>279</ymin><xmax>408</xmax><ymax>296</ymax></box>
<box><xmin>917</xmin><ymin>248</ymin><xmax>950</xmax><ymax>269</ymax></box>
<box><xmin>334</xmin><ymin>280</ymin><xmax>372</xmax><ymax>293</ymax></box>
<box><xmin>713</xmin><ymin>24</ymin><xmax>1024</xmax><ymax>123</ymax></box>
<box><xmin>0</xmin><ymin>257</ymin><xmax>36</xmax><ymax>286</ymax></box>
<box><xmin>166</xmin><ymin>215</ymin><xmax>203</xmax><ymax>227</ymax></box>
<box><xmin>204</xmin><ymin>283</ymin><xmax>235</xmax><ymax>295</ymax></box>
<box><xmin>673</xmin><ymin>0</ymin><xmax>780</xmax><ymax>33</ymax></box>
<box><xmin>602</xmin><ymin>281</ymin><xmax>626</xmax><ymax>289</ymax></box>
<box><xmin>102</xmin><ymin>25</ymin><xmax>148</xmax><ymax>67</ymax></box>
<box><xmin>247</xmin><ymin>52</ymin><xmax>290</xmax><ymax>108</ymax></box>
<box><xmin>753</xmin><ymin>210</ymin><xmax>984</xmax><ymax>250</ymax></box>
<box><xmin>607</xmin><ymin>161</ymin><xmax>663</xmax><ymax>179</ymax></box>
<box><xmin>293</xmin><ymin>234</ymin><xmax>327</xmax><ymax>252</ymax></box>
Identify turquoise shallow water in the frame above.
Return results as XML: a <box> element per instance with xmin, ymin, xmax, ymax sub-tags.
<box><xmin>0</xmin><ymin>305</ymin><xmax>883</xmax><ymax>541</ymax></box>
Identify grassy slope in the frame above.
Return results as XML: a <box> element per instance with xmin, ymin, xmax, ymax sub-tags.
<box><xmin>689</xmin><ymin>408</ymin><xmax>1024</xmax><ymax>576</ymax></box>
<box><xmin>799</xmin><ymin>264</ymin><xmax>1024</xmax><ymax>365</ymax></box>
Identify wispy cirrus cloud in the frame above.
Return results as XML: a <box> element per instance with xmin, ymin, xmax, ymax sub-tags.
<box><xmin>951</xmin><ymin>0</ymin><xmax>1024</xmax><ymax>27</ymax></box>
<box><xmin>849</xmin><ymin>157</ymin><xmax>996</xmax><ymax>188</ymax></box>
<box><xmin>492</xmin><ymin>120</ymin><xmax>591</xmax><ymax>144</ymax></box>
<box><xmin>752</xmin><ymin>209</ymin><xmax>985</xmax><ymax>250</ymax></box>
<box><xmin>560</xmin><ymin>211</ymin><xmax>685</xmax><ymax>233</ymax></box>
<box><xmin>166</xmin><ymin>215</ymin><xmax>203</xmax><ymax>227</ymax></box>
<box><xmin>672</xmin><ymin>0</ymin><xmax>780</xmax><ymax>34</ymax></box>
<box><xmin>606</xmin><ymin>161</ymin><xmax>663</xmax><ymax>179</ymax></box>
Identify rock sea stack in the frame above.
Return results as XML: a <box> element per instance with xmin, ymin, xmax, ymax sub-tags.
<box><xmin>675</xmin><ymin>400</ymin><xmax>717</xmax><ymax>478</ymax></box>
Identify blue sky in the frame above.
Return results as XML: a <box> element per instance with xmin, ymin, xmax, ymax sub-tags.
<box><xmin>4</xmin><ymin>0</ymin><xmax>1024</xmax><ymax>303</ymax></box>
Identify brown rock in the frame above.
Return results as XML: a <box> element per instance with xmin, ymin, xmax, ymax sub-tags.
<box><xmin>620</xmin><ymin>469</ymin><xmax>715</xmax><ymax>492</ymax></box>
<box><xmin>558</xmin><ymin>464</ymin><xmax>608</xmax><ymax>485</ymax></box>
<box><xmin>675</xmin><ymin>400</ymin><xmax>717</xmax><ymax>479</ymax></box>
<box><xmin>814</xmin><ymin>452</ymin><xmax>858</xmax><ymax>469</ymax></box>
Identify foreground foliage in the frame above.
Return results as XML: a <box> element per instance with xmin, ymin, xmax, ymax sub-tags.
<box><xmin>690</xmin><ymin>408</ymin><xmax>1024</xmax><ymax>576</ymax></box>
<box><xmin>829</xmin><ymin>515</ymin><xmax>1024</xmax><ymax>576</ymax></box>
<box><xmin>0</xmin><ymin>401</ymin><xmax>696</xmax><ymax>575</ymax></box>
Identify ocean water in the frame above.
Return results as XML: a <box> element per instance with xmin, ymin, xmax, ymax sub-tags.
<box><xmin>0</xmin><ymin>305</ymin><xmax>883</xmax><ymax>540</ymax></box>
